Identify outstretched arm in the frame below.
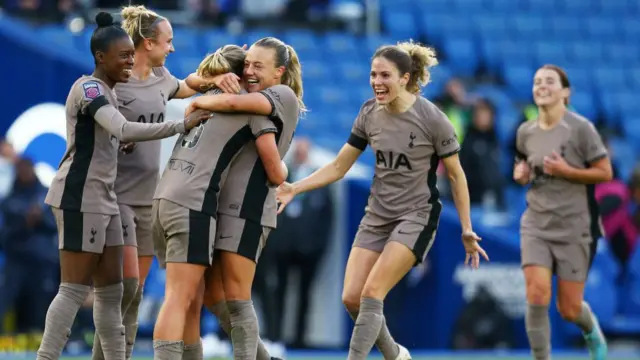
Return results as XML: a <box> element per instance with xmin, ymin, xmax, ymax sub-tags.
<box><xmin>291</xmin><ymin>143</ymin><xmax>362</xmax><ymax>195</ymax></box>
<box><xmin>189</xmin><ymin>92</ymin><xmax>273</xmax><ymax>116</ymax></box>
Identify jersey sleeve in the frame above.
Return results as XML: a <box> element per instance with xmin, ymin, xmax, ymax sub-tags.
<box><xmin>259</xmin><ymin>84</ymin><xmax>298</xmax><ymax>119</ymax></box>
<box><xmin>161</xmin><ymin>67</ymin><xmax>180</xmax><ymax>100</ymax></box>
<box><xmin>514</xmin><ymin>124</ymin><xmax>528</xmax><ymax>161</ymax></box>
<box><xmin>347</xmin><ymin>102</ymin><xmax>369</xmax><ymax>151</ymax></box>
<box><xmin>431</xmin><ymin>109</ymin><xmax>460</xmax><ymax>158</ymax></box>
<box><xmin>579</xmin><ymin>121</ymin><xmax>608</xmax><ymax>163</ymax></box>
<box><xmin>249</xmin><ymin>116</ymin><xmax>278</xmax><ymax>138</ymax></box>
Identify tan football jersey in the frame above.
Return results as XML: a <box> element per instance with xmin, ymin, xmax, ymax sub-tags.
<box><xmin>217</xmin><ymin>84</ymin><xmax>300</xmax><ymax>228</ymax></box>
<box><xmin>516</xmin><ymin>111</ymin><xmax>608</xmax><ymax>243</ymax></box>
<box><xmin>115</xmin><ymin>67</ymin><xmax>180</xmax><ymax>206</ymax></box>
<box><xmin>347</xmin><ymin>96</ymin><xmax>460</xmax><ymax>226</ymax></box>
<box><xmin>45</xmin><ymin>76</ymin><xmax>186</xmax><ymax>215</ymax></box>
<box><xmin>154</xmin><ymin>89</ymin><xmax>278</xmax><ymax>218</ymax></box>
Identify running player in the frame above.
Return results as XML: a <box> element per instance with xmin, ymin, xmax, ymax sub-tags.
<box><xmin>36</xmin><ymin>12</ymin><xmax>209</xmax><ymax>360</ymax></box>
<box><xmin>276</xmin><ymin>41</ymin><xmax>488</xmax><ymax>360</ymax></box>
<box><xmin>150</xmin><ymin>44</ymin><xmax>287</xmax><ymax>360</ymax></box>
<box><xmin>91</xmin><ymin>6</ymin><xmax>219</xmax><ymax>360</ymax></box>
<box><xmin>513</xmin><ymin>64</ymin><xmax>610</xmax><ymax>360</ymax></box>
<box><xmin>186</xmin><ymin>37</ymin><xmax>302</xmax><ymax>360</ymax></box>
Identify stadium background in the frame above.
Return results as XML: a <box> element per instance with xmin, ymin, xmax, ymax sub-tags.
<box><xmin>0</xmin><ymin>0</ymin><xmax>639</xmax><ymax>358</ymax></box>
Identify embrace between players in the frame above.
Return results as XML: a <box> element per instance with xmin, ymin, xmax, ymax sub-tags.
<box><xmin>32</xmin><ymin>3</ymin><xmax>609</xmax><ymax>360</ymax></box>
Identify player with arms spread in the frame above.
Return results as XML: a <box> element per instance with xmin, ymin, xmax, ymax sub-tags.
<box><xmin>276</xmin><ymin>41</ymin><xmax>488</xmax><ymax>360</ymax></box>
<box><xmin>37</xmin><ymin>12</ymin><xmax>208</xmax><ymax>360</ymax></box>
<box><xmin>150</xmin><ymin>44</ymin><xmax>288</xmax><ymax>360</ymax></box>
<box><xmin>185</xmin><ymin>37</ymin><xmax>302</xmax><ymax>360</ymax></box>
<box><xmin>514</xmin><ymin>64</ymin><xmax>610</xmax><ymax>360</ymax></box>
<box><xmin>88</xmin><ymin>6</ymin><xmax>219</xmax><ymax>360</ymax></box>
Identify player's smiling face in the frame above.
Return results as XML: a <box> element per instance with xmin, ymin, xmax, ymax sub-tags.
<box><xmin>99</xmin><ymin>36</ymin><xmax>135</xmax><ymax>83</ymax></box>
<box><xmin>145</xmin><ymin>20</ymin><xmax>174</xmax><ymax>67</ymax></box>
<box><xmin>243</xmin><ymin>45</ymin><xmax>285</xmax><ymax>93</ymax></box>
<box><xmin>532</xmin><ymin>68</ymin><xmax>569</xmax><ymax>108</ymax></box>
<box><xmin>370</xmin><ymin>56</ymin><xmax>409</xmax><ymax>105</ymax></box>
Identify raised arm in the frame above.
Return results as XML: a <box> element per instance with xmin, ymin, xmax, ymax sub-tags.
<box><xmin>88</xmin><ymin>96</ymin><xmax>209</xmax><ymax>142</ymax></box>
<box><xmin>191</xmin><ymin>92</ymin><xmax>273</xmax><ymax>116</ymax></box>
<box><xmin>291</xmin><ymin>143</ymin><xmax>362</xmax><ymax>195</ymax></box>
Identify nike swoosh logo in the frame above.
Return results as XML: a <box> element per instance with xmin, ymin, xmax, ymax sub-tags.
<box><xmin>398</xmin><ymin>230</ymin><xmax>412</xmax><ymax>235</ymax></box>
<box><xmin>122</xmin><ymin>99</ymin><xmax>136</xmax><ymax>106</ymax></box>
<box><xmin>220</xmin><ymin>235</ymin><xmax>233</xmax><ymax>239</ymax></box>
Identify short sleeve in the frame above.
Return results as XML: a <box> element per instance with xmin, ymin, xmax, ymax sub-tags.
<box><xmin>77</xmin><ymin>80</ymin><xmax>110</xmax><ymax>117</ymax></box>
<box><xmin>249</xmin><ymin>116</ymin><xmax>278</xmax><ymax>138</ymax></box>
<box><xmin>260</xmin><ymin>84</ymin><xmax>298</xmax><ymax>120</ymax></box>
<box><xmin>514</xmin><ymin>124</ymin><xmax>527</xmax><ymax>161</ymax></box>
<box><xmin>579</xmin><ymin>121</ymin><xmax>608</xmax><ymax>163</ymax></box>
<box><xmin>160</xmin><ymin>67</ymin><xmax>180</xmax><ymax>100</ymax></box>
<box><xmin>431</xmin><ymin>110</ymin><xmax>460</xmax><ymax>158</ymax></box>
<box><xmin>347</xmin><ymin>102</ymin><xmax>369</xmax><ymax>151</ymax></box>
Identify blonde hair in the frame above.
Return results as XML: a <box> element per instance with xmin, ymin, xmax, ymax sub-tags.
<box><xmin>253</xmin><ymin>37</ymin><xmax>306</xmax><ymax>113</ymax></box>
<box><xmin>196</xmin><ymin>45</ymin><xmax>247</xmax><ymax>91</ymax></box>
<box><xmin>120</xmin><ymin>5</ymin><xmax>164</xmax><ymax>47</ymax></box>
<box><xmin>374</xmin><ymin>40</ymin><xmax>438</xmax><ymax>94</ymax></box>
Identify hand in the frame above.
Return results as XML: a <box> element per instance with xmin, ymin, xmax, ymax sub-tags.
<box><xmin>185</xmin><ymin>100</ymin><xmax>198</xmax><ymax>118</ymax></box>
<box><xmin>543</xmin><ymin>151</ymin><xmax>570</xmax><ymax>177</ymax></box>
<box><xmin>276</xmin><ymin>182</ymin><xmax>296</xmax><ymax>214</ymax></box>
<box><xmin>513</xmin><ymin>161</ymin><xmax>530</xmax><ymax>184</ymax></box>
<box><xmin>211</xmin><ymin>73</ymin><xmax>242</xmax><ymax>94</ymax></box>
<box><xmin>462</xmin><ymin>230</ymin><xmax>489</xmax><ymax>269</ymax></box>
<box><xmin>119</xmin><ymin>142</ymin><xmax>136</xmax><ymax>154</ymax></box>
<box><xmin>184</xmin><ymin>109</ymin><xmax>212</xmax><ymax>131</ymax></box>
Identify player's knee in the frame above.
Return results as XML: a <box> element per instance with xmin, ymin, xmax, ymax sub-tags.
<box><xmin>187</xmin><ymin>292</ymin><xmax>204</xmax><ymax>318</ymax></box>
<box><xmin>342</xmin><ymin>291</ymin><xmax>360</xmax><ymax>313</ymax></box>
<box><xmin>360</xmin><ymin>282</ymin><xmax>385</xmax><ymax>301</ymax></box>
<box><xmin>222</xmin><ymin>276</ymin><xmax>251</xmax><ymax>301</ymax></box>
<box><xmin>165</xmin><ymin>283</ymin><xmax>200</xmax><ymax>312</ymax></box>
<box><xmin>525</xmin><ymin>278</ymin><xmax>552</xmax><ymax>305</ymax></box>
<box><xmin>556</xmin><ymin>297</ymin><xmax>582</xmax><ymax>321</ymax></box>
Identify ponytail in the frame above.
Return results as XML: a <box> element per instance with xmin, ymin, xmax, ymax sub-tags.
<box><xmin>282</xmin><ymin>45</ymin><xmax>306</xmax><ymax>113</ymax></box>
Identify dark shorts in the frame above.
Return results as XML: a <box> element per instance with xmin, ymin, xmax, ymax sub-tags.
<box><xmin>119</xmin><ymin>204</ymin><xmax>154</xmax><ymax>256</ymax></box>
<box><xmin>151</xmin><ymin>199</ymin><xmax>216</xmax><ymax>269</ymax></box>
<box><xmin>521</xmin><ymin>234</ymin><xmax>598</xmax><ymax>282</ymax></box>
<box><xmin>214</xmin><ymin>214</ymin><xmax>272</xmax><ymax>263</ymax></box>
<box><xmin>52</xmin><ymin>207</ymin><xmax>123</xmax><ymax>254</ymax></box>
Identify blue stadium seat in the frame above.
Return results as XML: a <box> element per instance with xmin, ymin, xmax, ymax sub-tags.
<box><xmin>603</xmin><ymin>42</ymin><xmax>639</xmax><ymax>65</ymax></box>
<box><xmin>333</xmin><ymin>112</ymin><xmax>357</xmax><ymax>134</ymax></box>
<box><xmin>569</xmin><ymin>42</ymin><xmax>604</xmax><ymax>63</ymax></box>
<box><xmin>317</xmin><ymin>86</ymin><xmax>351</xmax><ymax>107</ymax></box>
<box><xmin>282</xmin><ymin>30</ymin><xmax>318</xmax><ymax>53</ymax></box>
<box><xmin>534</xmin><ymin>41</ymin><xmax>569</xmax><ymax>67</ymax></box>
<box><xmin>471</xmin><ymin>84</ymin><xmax>515</xmax><ymax>115</ymax></box>
<box><xmin>418</xmin><ymin>0</ymin><xmax>450</xmax><ymax>12</ymax></box>
<box><xmin>353</xmin><ymin>85</ymin><xmax>374</xmax><ymax>104</ymax></box>
<box><xmin>580</xmin><ymin>241</ymin><xmax>619</xmax><ymax>331</ymax></box>
<box><xmin>479</xmin><ymin>40</ymin><xmax>503</xmax><ymax>73</ymax></box>
<box><xmin>382</xmin><ymin>10</ymin><xmax>417</xmax><ymax>39</ymax></box>
<box><xmin>598</xmin><ymin>91</ymin><xmax>620</xmax><ymax>122</ymax></box>
<box><xmin>621</xmin><ymin>18</ymin><xmax>640</xmax><ymax>41</ymax></box>
<box><xmin>336</xmin><ymin>62</ymin><xmax>368</xmax><ymax>86</ymax></box>
<box><xmin>618</xmin><ymin>93</ymin><xmax>640</xmax><ymax>119</ymax></box>
<box><xmin>452</xmin><ymin>0</ymin><xmax>487</xmax><ymax>12</ymax></box>
<box><xmin>474</xmin><ymin>15</ymin><xmax>508</xmax><ymax>40</ymax></box>
<box><xmin>418</xmin><ymin>13</ymin><xmax>448</xmax><ymax>45</ymax></box>
<box><xmin>171</xmin><ymin>28</ymin><xmax>201</xmax><ymax>57</ymax></box>
<box><xmin>241</xmin><ymin>28</ymin><xmax>277</xmax><ymax>46</ymax></box>
<box><xmin>525</xmin><ymin>0</ymin><xmax>557</xmax><ymax>13</ymax></box>
<box><xmin>495</xmin><ymin>109</ymin><xmax>521</xmax><ymax>146</ymax></box>
<box><xmin>550</xmin><ymin>16</ymin><xmax>584</xmax><ymax>40</ymax></box>
<box><xmin>621</xmin><ymin>116</ymin><xmax>640</xmax><ymax>152</ymax></box>
<box><xmin>201</xmin><ymin>30</ymin><xmax>238</xmax><ymax>54</ymax></box>
<box><xmin>630</xmin><ymin>67</ymin><xmax>640</xmax><ymax>90</ymax></box>
<box><xmin>608</xmin><ymin>137</ymin><xmax>636</xmax><ymax>181</ymax></box>
<box><xmin>361</xmin><ymin>35</ymin><xmax>394</xmax><ymax>56</ymax></box>
<box><xmin>441</xmin><ymin>38</ymin><xmax>478</xmax><ymax>76</ymax></box>
<box><xmin>323</xmin><ymin>32</ymin><xmax>358</xmax><ymax>58</ymax></box>
<box><xmin>571</xmin><ymin>92</ymin><xmax>597</xmax><ymax>121</ymax></box>
<box><xmin>620</xmin><ymin>244</ymin><xmax>640</xmax><ymax>316</ymax></box>
<box><xmin>584</xmin><ymin>17</ymin><xmax>620</xmax><ymax>41</ymax></box>
<box><xmin>511</xmin><ymin>15</ymin><xmax>546</xmax><ymax>40</ymax></box>
<box><xmin>174</xmin><ymin>57</ymin><xmax>205</xmax><ymax>79</ymax></box>
<box><xmin>593</xmin><ymin>68</ymin><xmax>627</xmax><ymax>93</ymax></box>
<box><xmin>563</xmin><ymin>66</ymin><xmax>592</xmax><ymax>91</ymax></box>
<box><xmin>502</xmin><ymin>63</ymin><xmax>534</xmax><ymax>100</ymax></box>
<box><xmin>302</xmin><ymin>60</ymin><xmax>328</xmax><ymax>82</ymax></box>
<box><xmin>561</xmin><ymin>0</ymin><xmax>597</xmax><ymax>14</ymax></box>
<box><xmin>420</xmin><ymin>13</ymin><xmax>474</xmax><ymax>46</ymax></box>
<box><xmin>428</xmin><ymin>63</ymin><xmax>452</xmax><ymax>93</ymax></box>
<box><xmin>485</xmin><ymin>0</ymin><xmax>520</xmax><ymax>12</ymax></box>
<box><xmin>598</xmin><ymin>0</ymin><xmax>631</xmax><ymax>15</ymax></box>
